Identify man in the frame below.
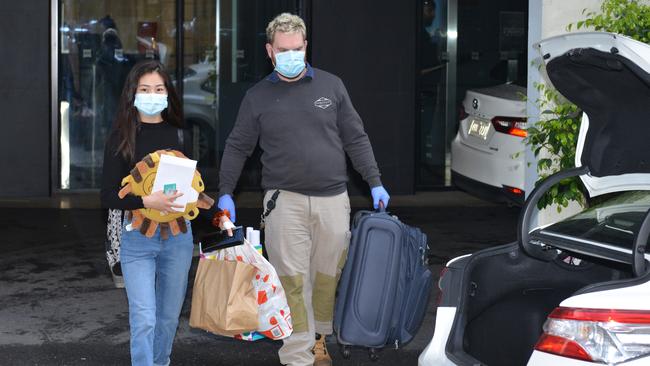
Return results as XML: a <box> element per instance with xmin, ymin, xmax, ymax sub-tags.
<box><xmin>421</xmin><ymin>0</ymin><xmax>443</xmax><ymax>82</ymax></box>
<box><xmin>217</xmin><ymin>13</ymin><xmax>389</xmax><ymax>366</ymax></box>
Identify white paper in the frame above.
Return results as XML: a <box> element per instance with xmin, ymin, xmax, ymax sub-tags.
<box><xmin>152</xmin><ymin>154</ymin><xmax>198</xmax><ymax>212</ymax></box>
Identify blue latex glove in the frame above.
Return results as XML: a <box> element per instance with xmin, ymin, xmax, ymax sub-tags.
<box><xmin>218</xmin><ymin>194</ymin><xmax>236</xmax><ymax>223</ymax></box>
<box><xmin>371</xmin><ymin>186</ymin><xmax>390</xmax><ymax>210</ymax></box>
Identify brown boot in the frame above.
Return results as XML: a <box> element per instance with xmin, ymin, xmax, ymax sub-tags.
<box><xmin>312</xmin><ymin>333</ymin><xmax>332</xmax><ymax>366</ymax></box>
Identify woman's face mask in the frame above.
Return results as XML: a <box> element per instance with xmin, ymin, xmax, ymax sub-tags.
<box><xmin>134</xmin><ymin>93</ymin><xmax>168</xmax><ymax>116</ymax></box>
<box><xmin>273</xmin><ymin>50</ymin><xmax>306</xmax><ymax>79</ymax></box>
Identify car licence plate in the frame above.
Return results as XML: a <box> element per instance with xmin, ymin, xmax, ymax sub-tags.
<box><xmin>468</xmin><ymin>119</ymin><xmax>490</xmax><ymax>140</ymax></box>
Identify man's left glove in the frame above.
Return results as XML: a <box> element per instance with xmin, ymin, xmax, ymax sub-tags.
<box><xmin>371</xmin><ymin>186</ymin><xmax>390</xmax><ymax>210</ymax></box>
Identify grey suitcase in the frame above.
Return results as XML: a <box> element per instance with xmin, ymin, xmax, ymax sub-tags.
<box><xmin>334</xmin><ymin>207</ymin><xmax>432</xmax><ymax>361</ymax></box>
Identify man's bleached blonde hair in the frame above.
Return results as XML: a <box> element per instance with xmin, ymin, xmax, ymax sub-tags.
<box><xmin>266</xmin><ymin>13</ymin><xmax>307</xmax><ymax>44</ymax></box>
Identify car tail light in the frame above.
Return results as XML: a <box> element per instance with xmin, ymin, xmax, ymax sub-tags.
<box><xmin>535</xmin><ymin>307</ymin><xmax>650</xmax><ymax>363</ymax></box>
<box><xmin>536</xmin><ymin>334</ymin><xmax>593</xmax><ymax>361</ymax></box>
<box><xmin>504</xmin><ymin>186</ymin><xmax>524</xmax><ymax>196</ymax></box>
<box><xmin>459</xmin><ymin>106</ymin><xmax>469</xmax><ymax>121</ymax></box>
<box><xmin>491</xmin><ymin>116</ymin><xmax>527</xmax><ymax>137</ymax></box>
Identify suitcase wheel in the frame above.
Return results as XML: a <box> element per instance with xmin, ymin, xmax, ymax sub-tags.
<box><xmin>368</xmin><ymin>347</ymin><xmax>379</xmax><ymax>362</ymax></box>
<box><xmin>340</xmin><ymin>345</ymin><xmax>351</xmax><ymax>359</ymax></box>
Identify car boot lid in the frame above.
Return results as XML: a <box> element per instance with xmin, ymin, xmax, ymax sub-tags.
<box><xmin>561</xmin><ymin>278</ymin><xmax>650</xmax><ymax>311</ymax></box>
<box><xmin>464</xmin><ymin>84</ymin><xmax>527</xmax><ymax>119</ymax></box>
<box><xmin>535</xmin><ymin>32</ymin><xmax>650</xmax><ymax>196</ymax></box>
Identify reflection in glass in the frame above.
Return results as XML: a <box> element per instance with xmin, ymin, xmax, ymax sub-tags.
<box><xmin>181</xmin><ymin>0</ymin><xmax>219</xmax><ymax>189</ymax></box>
<box><xmin>539</xmin><ymin>191</ymin><xmax>650</xmax><ymax>251</ymax></box>
<box><xmin>58</xmin><ymin>0</ymin><xmax>298</xmax><ymax>192</ymax></box>
<box><xmin>215</xmin><ymin>0</ymin><xmax>297</xmax><ymax>191</ymax></box>
<box><xmin>180</xmin><ymin>0</ymin><xmax>297</xmax><ymax>191</ymax></box>
<box><xmin>417</xmin><ymin>0</ymin><xmax>449</xmax><ymax>188</ymax></box>
<box><xmin>58</xmin><ymin>1</ymin><xmax>176</xmax><ymax>189</ymax></box>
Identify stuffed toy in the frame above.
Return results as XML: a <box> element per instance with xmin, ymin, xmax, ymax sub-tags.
<box><xmin>118</xmin><ymin>149</ymin><xmax>214</xmax><ymax>238</ymax></box>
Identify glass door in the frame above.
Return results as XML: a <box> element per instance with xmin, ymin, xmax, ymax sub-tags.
<box><xmin>214</xmin><ymin>0</ymin><xmax>298</xmax><ymax>191</ymax></box>
<box><xmin>180</xmin><ymin>0</ymin><xmax>219</xmax><ymax>189</ymax></box>
<box><xmin>182</xmin><ymin>0</ymin><xmax>298</xmax><ymax>190</ymax></box>
<box><xmin>416</xmin><ymin>0</ymin><xmax>455</xmax><ymax>189</ymax></box>
<box><xmin>58</xmin><ymin>0</ymin><xmax>177</xmax><ymax>189</ymax></box>
<box><xmin>58</xmin><ymin>0</ymin><xmax>299</xmax><ymax>192</ymax></box>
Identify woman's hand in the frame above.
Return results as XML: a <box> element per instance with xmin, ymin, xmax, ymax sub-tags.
<box><xmin>143</xmin><ymin>190</ymin><xmax>184</xmax><ymax>215</ymax></box>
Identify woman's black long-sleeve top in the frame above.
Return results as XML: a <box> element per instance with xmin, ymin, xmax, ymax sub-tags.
<box><xmin>100</xmin><ymin>121</ymin><xmax>193</xmax><ymax>210</ymax></box>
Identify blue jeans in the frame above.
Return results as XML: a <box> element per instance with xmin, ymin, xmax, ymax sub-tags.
<box><xmin>121</xmin><ymin>219</ymin><xmax>194</xmax><ymax>366</ymax></box>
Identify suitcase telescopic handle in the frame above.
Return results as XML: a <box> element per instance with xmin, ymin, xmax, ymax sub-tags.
<box><xmin>377</xmin><ymin>200</ymin><xmax>386</xmax><ymax>213</ymax></box>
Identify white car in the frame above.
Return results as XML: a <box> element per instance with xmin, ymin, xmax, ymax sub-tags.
<box><xmin>420</xmin><ymin>32</ymin><xmax>650</xmax><ymax>366</ymax></box>
<box><xmin>182</xmin><ymin>61</ymin><xmax>217</xmax><ymax>128</ymax></box>
<box><xmin>451</xmin><ymin>83</ymin><xmax>527</xmax><ymax>206</ymax></box>
<box><xmin>179</xmin><ymin>62</ymin><xmax>218</xmax><ymax>166</ymax></box>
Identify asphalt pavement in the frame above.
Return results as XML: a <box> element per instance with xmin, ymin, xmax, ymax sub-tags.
<box><xmin>0</xmin><ymin>191</ymin><xmax>520</xmax><ymax>365</ymax></box>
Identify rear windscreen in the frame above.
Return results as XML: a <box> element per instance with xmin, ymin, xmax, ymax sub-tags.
<box><xmin>537</xmin><ymin>191</ymin><xmax>650</xmax><ymax>251</ymax></box>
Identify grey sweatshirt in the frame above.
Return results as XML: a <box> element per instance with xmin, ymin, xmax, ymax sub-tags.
<box><xmin>219</xmin><ymin>66</ymin><xmax>382</xmax><ymax>197</ymax></box>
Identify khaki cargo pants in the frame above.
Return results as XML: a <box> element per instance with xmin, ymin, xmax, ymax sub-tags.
<box><xmin>263</xmin><ymin>190</ymin><xmax>351</xmax><ymax>366</ymax></box>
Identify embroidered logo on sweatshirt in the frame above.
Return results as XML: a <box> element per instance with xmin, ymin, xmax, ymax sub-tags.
<box><xmin>314</xmin><ymin>97</ymin><xmax>333</xmax><ymax>109</ymax></box>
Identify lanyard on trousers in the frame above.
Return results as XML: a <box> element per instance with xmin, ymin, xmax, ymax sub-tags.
<box><xmin>260</xmin><ymin>190</ymin><xmax>281</xmax><ymax>229</ymax></box>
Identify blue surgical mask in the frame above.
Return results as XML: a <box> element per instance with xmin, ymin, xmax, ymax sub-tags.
<box><xmin>274</xmin><ymin>50</ymin><xmax>306</xmax><ymax>78</ymax></box>
<box><xmin>134</xmin><ymin>93</ymin><xmax>168</xmax><ymax>116</ymax></box>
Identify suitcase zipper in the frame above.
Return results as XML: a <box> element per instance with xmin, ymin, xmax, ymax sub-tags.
<box><xmin>405</xmin><ymin>230</ymin><xmax>425</xmax><ymax>279</ymax></box>
<box><xmin>405</xmin><ymin>249</ymin><xmax>413</xmax><ymax>280</ymax></box>
<box><xmin>420</xmin><ymin>233</ymin><xmax>428</xmax><ymax>265</ymax></box>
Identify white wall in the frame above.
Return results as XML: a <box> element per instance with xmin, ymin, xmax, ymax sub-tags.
<box><xmin>541</xmin><ymin>0</ymin><xmax>601</xmax><ymax>38</ymax></box>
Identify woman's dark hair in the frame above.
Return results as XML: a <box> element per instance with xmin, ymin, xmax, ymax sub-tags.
<box><xmin>113</xmin><ymin>60</ymin><xmax>183</xmax><ymax>161</ymax></box>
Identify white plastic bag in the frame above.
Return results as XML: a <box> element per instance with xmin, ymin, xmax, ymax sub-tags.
<box><xmin>204</xmin><ymin>239</ymin><xmax>293</xmax><ymax>340</ymax></box>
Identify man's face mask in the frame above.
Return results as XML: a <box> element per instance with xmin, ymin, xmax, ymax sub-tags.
<box><xmin>273</xmin><ymin>50</ymin><xmax>306</xmax><ymax>79</ymax></box>
<box><xmin>134</xmin><ymin>93</ymin><xmax>168</xmax><ymax>116</ymax></box>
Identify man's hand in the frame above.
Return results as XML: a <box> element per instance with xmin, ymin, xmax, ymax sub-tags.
<box><xmin>371</xmin><ymin>186</ymin><xmax>390</xmax><ymax>210</ymax></box>
<box><xmin>218</xmin><ymin>194</ymin><xmax>237</xmax><ymax>223</ymax></box>
<box><xmin>143</xmin><ymin>190</ymin><xmax>184</xmax><ymax>215</ymax></box>
<box><xmin>219</xmin><ymin>215</ymin><xmax>235</xmax><ymax>237</ymax></box>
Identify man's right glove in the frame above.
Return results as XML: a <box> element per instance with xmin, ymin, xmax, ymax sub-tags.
<box><xmin>217</xmin><ymin>194</ymin><xmax>236</xmax><ymax>223</ymax></box>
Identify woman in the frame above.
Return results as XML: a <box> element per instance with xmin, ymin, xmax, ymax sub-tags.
<box><xmin>100</xmin><ymin>60</ymin><xmax>194</xmax><ymax>366</ymax></box>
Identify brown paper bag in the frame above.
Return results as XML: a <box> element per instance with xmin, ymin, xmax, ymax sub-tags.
<box><xmin>189</xmin><ymin>257</ymin><xmax>259</xmax><ymax>336</ymax></box>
